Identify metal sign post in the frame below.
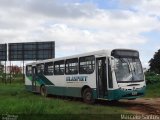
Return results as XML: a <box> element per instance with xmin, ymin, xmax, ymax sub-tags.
<box><xmin>0</xmin><ymin>44</ymin><xmax>7</xmax><ymax>84</ymax></box>
<box><xmin>23</xmin><ymin>60</ymin><xmax>25</xmax><ymax>82</ymax></box>
<box><xmin>5</xmin><ymin>61</ymin><xmax>6</xmax><ymax>84</ymax></box>
<box><xmin>10</xmin><ymin>61</ymin><xmax>11</xmax><ymax>84</ymax></box>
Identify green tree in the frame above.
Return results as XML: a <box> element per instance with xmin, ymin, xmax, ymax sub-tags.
<box><xmin>149</xmin><ymin>49</ymin><xmax>160</xmax><ymax>74</ymax></box>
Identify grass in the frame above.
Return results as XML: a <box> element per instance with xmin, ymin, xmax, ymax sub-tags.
<box><xmin>145</xmin><ymin>83</ymin><xmax>160</xmax><ymax>98</ymax></box>
<box><xmin>1</xmin><ymin>73</ymin><xmax>159</xmax><ymax>119</ymax></box>
<box><xmin>0</xmin><ymin>83</ymin><xmax>128</xmax><ymax>120</ymax></box>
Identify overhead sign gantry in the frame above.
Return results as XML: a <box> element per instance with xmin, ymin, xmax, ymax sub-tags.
<box><xmin>0</xmin><ymin>41</ymin><xmax>55</xmax><ymax>83</ymax></box>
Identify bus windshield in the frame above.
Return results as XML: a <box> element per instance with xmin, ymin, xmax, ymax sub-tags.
<box><xmin>114</xmin><ymin>57</ymin><xmax>144</xmax><ymax>82</ymax></box>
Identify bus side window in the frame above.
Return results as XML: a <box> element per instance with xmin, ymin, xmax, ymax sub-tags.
<box><xmin>79</xmin><ymin>55</ymin><xmax>95</xmax><ymax>74</ymax></box>
<box><xmin>26</xmin><ymin>65</ymin><xmax>32</xmax><ymax>76</ymax></box>
<box><xmin>37</xmin><ymin>63</ymin><xmax>44</xmax><ymax>74</ymax></box>
<box><xmin>65</xmin><ymin>58</ymin><xmax>78</xmax><ymax>75</ymax></box>
<box><xmin>54</xmin><ymin>60</ymin><xmax>65</xmax><ymax>75</ymax></box>
<box><xmin>44</xmin><ymin>62</ymin><xmax>54</xmax><ymax>75</ymax></box>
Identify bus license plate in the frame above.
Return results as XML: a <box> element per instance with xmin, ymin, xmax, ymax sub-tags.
<box><xmin>132</xmin><ymin>91</ymin><xmax>137</xmax><ymax>96</ymax></box>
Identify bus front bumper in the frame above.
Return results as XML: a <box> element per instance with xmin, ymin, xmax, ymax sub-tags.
<box><xmin>107</xmin><ymin>86</ymin><xmax>146</xmax><ymax>100</ymax></box>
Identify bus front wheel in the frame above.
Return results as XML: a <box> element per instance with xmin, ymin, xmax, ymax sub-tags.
<box><xmin>82</xmin><ymin>88</ymin><xmax>95</xmax><ymax>104</ymax></box>
<box><xmin>40</xmin><ymin>85</ymin><xmax>48</xmax><ymax>97</ymax></box>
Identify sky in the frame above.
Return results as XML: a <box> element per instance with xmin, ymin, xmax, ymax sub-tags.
<box><xmin>0</xmin><ymin>0</ymin><xmax>160</xmax><ymax>68</ymax></box>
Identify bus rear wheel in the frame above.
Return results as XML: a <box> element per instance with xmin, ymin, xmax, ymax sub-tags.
<box><xmin>82</xmin><ymin>88</ymin><xmax>95</xmax><ymax>104</ymax></box>
<box><xmin>40</xmin><ymin>85</ymin><xmax>48</xmax><ymax>97</ymax></box>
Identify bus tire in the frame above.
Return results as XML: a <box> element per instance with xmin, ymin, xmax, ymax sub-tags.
<box><xmin>82</xmin><ymin>88</ymin><xmax>95</xmax><ymax>104</ymax></box>
<box><xmin>40</xmin><ymin>85</ymin><xmax>48</xmax><ymax>97</ymax></box>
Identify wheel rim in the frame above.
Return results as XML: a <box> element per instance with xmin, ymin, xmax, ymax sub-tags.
<box><xmin>85</xmin><ymin>92</ymin><xmax>92</xmax><ymax>101</ymax></box>
<box><xmin>41</xmin><ymin>86</ymin><xmax>46</xmax><ymax>96</ymax></box>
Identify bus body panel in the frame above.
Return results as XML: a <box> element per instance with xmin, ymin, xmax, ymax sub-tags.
<box><xmin>25</xmin><ymin>49</ymin><xmax>146</xmax><ymax>101</ymax></box>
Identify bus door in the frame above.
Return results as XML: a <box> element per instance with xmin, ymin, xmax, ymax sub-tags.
<box><xmin>96</xmin><ymin>57</ymin><xmax>108</xmax><ymax>98</ymax></box>
<box><xmin>32</xmin><ymin>66</ymin><xmax>37</xmax><ymax>92</ymax></box>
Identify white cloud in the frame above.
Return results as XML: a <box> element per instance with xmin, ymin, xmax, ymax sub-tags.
<box><xmin>120</xmin><ymin>0</ymin><xmax>160</xmax><ymax>17</ymax></box>
<box><xmin>0</xmin><ymin>0</ymin><xmax>160</xmax><ymax>68</ymax></box>
<box><xmin>139</xmin><ymin>0</ymin><xmax>160</xmax><ymax>16</ymax></box>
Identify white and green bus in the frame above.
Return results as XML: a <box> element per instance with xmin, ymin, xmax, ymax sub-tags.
<box><xmin>25</xmin><ymin>49</ymin><xmax>146</xmax><ymax>103</ymax></box>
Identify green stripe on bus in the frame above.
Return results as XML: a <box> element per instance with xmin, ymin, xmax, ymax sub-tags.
<box><xmin>26</xmin><ymin>76</ymin><xmax>41</xmax><ymax>85</ymax></box>
<box><xmin>37</xmin><ymin>74</ymin><xmax>54</xmax><ymax>85</ymax></box>
<box><xmin>26</xmin><ymin>74</ymin><xmax>54</xmax><ymax>85</ymax></box>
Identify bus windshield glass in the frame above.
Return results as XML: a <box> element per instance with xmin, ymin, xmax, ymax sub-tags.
<box><xmin>114</xmin><ymin>57</ymin><xmax>144</xmax><ymax>82</ymax></box>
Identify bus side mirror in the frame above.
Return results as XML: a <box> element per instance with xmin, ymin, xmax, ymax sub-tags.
<box><xmin>109</xmin><ymin>57</ymin><xmax>115</xmax><ymax>71</ymax></box>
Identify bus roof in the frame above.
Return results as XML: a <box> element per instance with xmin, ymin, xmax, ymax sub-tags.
<box><xmin>26</xmin><ymin>48</ymin><xmax>138</xmax><ymax>65</ymax></box>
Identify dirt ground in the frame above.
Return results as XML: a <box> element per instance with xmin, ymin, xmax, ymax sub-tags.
<box><xmin>121</xmin><ymin>98</ymin><xmax>160</xmax><ymax>114</ymax></box>
<box><xmin>97</xmin><ymin>98</ymin><xmax>160</xmax><ymax>114</ymax></box>
<box><xmin>49</xmin><ymin>95</ymin><xmax>160</xmax><ymax>115</ymax></box>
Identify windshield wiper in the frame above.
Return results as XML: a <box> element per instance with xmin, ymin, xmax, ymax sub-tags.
<box><xmin>130</xmin><ymin>58</ymin><xmax>136</xmax><ymax>73</ymax></box>
<box><xmin>119</xmin><ymin>58</ymin><xmax>132</xmax><ymax>73</ymax></box>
